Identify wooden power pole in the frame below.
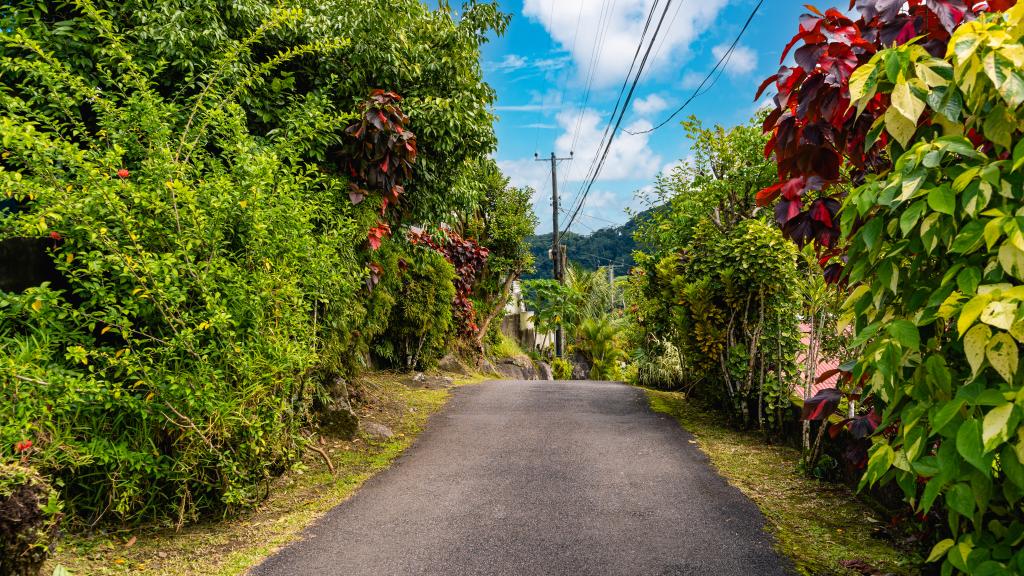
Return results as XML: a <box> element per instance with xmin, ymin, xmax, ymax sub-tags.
<box><xmin>536</xmin><ymin>151</ymin><xmax>572</xmax><ymax>357</ymax></box>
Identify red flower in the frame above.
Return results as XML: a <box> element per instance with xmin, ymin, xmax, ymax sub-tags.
<box><xmin>49</xmin><ymin>231</ymin><xmax>61</xmax><ymax>241</ymax></box>
<box><xmin>117</xmin><ymin>168</ymin><xmax>130</xmax><ymax>179</ymax></box>
<box><xmin>14</xmin><ymin>440</ymin><xmax>32</xmax><ymax>453</ymax></box>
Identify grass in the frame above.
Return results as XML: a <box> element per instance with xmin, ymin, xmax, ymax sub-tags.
<box><xmin>46</xmin><ymin>371</ymin><xmax>482</xmax><ymax>576</ymax></box>
<box><xmin>645</xmin><ymin>389</ymin><xmax>923</xmax><ymax>576</ymax></box>
<box><xmin>486</xmin><ymin>332</ymin><xmax>525</xmax><ymax>359</ymax></box>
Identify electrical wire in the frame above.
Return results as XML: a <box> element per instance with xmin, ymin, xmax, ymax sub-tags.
<box><xmin>626</xmin><ymin>0</ymin><xmax>765</xmax><ymax>136</ymax></box>
<box><xmin>562</xmin><ymin>0</ymin><xmax>676</xmax><ymax>235</ymax></box>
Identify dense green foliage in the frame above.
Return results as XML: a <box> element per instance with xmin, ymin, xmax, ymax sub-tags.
<box><xmin>840</xmin><ymin>9</ymin><xmax>1024</xmax><ymax>573</ymax></box>
<box><xmin>0</xmin><ymin>0</ymin><xmax>510</xmax><ymax>528</ymax></box>
<box><xmin>627</xmin><ymin>118</ymin><xmax>802</xmax><ymax>429</ymax></box>
<box><xmin>524</xmin><ymin>209</ymin><xmax>654</xmax><ymax>280</ymax></box>
<box><xmin>367</xmin><ymin>239</ymin><xmax>456</xmax><ymax>370</ymax></box>
<box><xmin>464</xmin><ymin>159</ymin><xmax>537</xmax><ymax>344</ymax></box>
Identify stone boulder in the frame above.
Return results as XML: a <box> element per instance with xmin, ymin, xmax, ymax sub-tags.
<box><xmin>319</xmin><ymin>377</ymin><xmax>358</xmax><ymax>440</ymax></box>
<box><xmin>360</xmin><ymin>421</ymin><xmax>394</xmax><ymax>441</ymax></box>
<box><xmin>411</xmin><ymin>372</ymin><xmax>454</xmax><ymax>389</ymax></box>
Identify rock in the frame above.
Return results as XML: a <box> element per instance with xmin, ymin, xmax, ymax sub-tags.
<box><xmin>537</xmin><ymin>361</ymin><xmax>554</xmax><ymax>381</ymax></box>
<box><xmin>410</xmin><ymin>372</ymin><xmax>453</xmax><ymax>389</ymax></box>
<box><xmin>0</xmin><ymin>464</ymin><xmax>61</xmax><ymax>576</ymax></box>
<box><xmin>360</xmin><ymin>421</ymin><xmax>394</xmax><ymax>440</ymax></box>
<box><xmin>491</xmin><ymin>355</ymin><xmax>548</xmax><ymax>380</ymax></box>
<box><xmin>319</xmin><ymin>377</ymin><xmax>358</xmax><ymax>440</ymax></box>
<box><xmin>479</xmin><ymin>358</ymin><xmax>501</xmax><ymax>377</ymax></box>
<box><xmin>570</xmin><ymin>351</ymin><xmax>591</xmax><ymax>380</ymax></box>
<box><xmin>437</xmin><ymin>354</ymin><xmax>470</xmax><ymax>375</ymax></box>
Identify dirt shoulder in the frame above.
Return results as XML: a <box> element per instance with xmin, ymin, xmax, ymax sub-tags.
<box><xmin>646</xmin><ymin>389</ymin><xmax>924</xmax><ymax>576</ymax></box>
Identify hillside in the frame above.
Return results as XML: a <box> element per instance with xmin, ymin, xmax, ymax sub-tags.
<box><xmin>525</xmin><ymin>209</ymin><xmax>653</xmax><ymax>279</ymax></box>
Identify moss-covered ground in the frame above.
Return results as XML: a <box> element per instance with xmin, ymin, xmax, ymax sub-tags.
<box><xmin>47</xmin><ymin>371</ymin><xmax>487</xmax><ymax>576</ymax></box>
<box><xmin>646</xmin><ymin>389</ymin><xmax>923</xmax><ymax>576</ymax></box>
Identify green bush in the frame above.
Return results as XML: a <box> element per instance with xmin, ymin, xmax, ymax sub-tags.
<box><xmin>551</xmin><ymin>357</ymin><xmax>573</xmax><ymax>380</ymax></box>
<box><xmin>577</xmin><ymin>316</ymin><xmax>624</xmax><ymax>380</ymax></box>
<box><xmin>840</xmin><ymin>11</ymin><xmax>1024</xmax><ymax>571</ymax></box>
<box><xmin>488</xmin><ymin>333</ymin><xmax>524</xmax><ymax>360</ymax></box>
<box><xmin>369</xmin><ymin>239</ymin><xmax>456</xmax><ymax>371</ymax></box>
<box><xmin>0</xmin><ymin>0</ymin><xmax>509</xmax><ymax>528</ymax></box>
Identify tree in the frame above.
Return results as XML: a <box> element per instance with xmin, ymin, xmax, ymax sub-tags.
<box><xmin>467</xmin><ymin>160</ymin><xmax>538</xmax><ymax>346</ymax></box>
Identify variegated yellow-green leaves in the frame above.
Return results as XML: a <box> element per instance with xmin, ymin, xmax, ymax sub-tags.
<box><xmin>843</xmin><ymin>7</ymin><xmax>1024</xmax><ymax>575</ymax></box>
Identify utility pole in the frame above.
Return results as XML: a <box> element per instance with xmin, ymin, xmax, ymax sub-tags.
<box><xmin>608</xmin><ymin>265</ymin><xmax>615</xmax><ymax>310</ymax></box>
<box><xmin>536</xmin><ymin>151</ymin><xmax>572</xmax><ymax>357</ymax></box>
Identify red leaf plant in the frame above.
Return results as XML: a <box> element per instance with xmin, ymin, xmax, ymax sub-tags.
<box><xmin>341</xmin><ymin>90</ymin><xmax>417</xmax><ymax>214</ymax></box>
<box><xmin>408</xmin><ymin>226</ymin><xmax>489</xmax><ymax>336</ymax></box>
<box><xmin>756</xmin><ymin>0</ymin><xmax>1013</xmax><ymax>278</ymax></box>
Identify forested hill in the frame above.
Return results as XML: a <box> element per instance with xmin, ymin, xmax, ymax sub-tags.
<box><xmin>525</xmin><ymin>209</ymin><xmax>653</xmax><ymax>279</ymax></box>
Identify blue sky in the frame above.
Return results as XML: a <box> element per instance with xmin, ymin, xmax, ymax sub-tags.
<box><xmin>475</xmin><ymin>0</ymin><xmax>809</xmax><ymax>234</ymax></box>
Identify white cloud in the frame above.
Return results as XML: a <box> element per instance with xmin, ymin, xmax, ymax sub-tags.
<box><xmin>494</xmin><ymin>88</ymin><xmax>563</xmax><ymax>112</ymax></box>
<box><xmin>499</xmin><ymin>107</ymin><xmax>663</xmax><ymax>198</ymax></box>
<box><xmin>633</xmin><ymin>94</ymin><xmax>668</xmax><ymax>116</ymax></box>
<box><xmin>522</xmin><ymin>0</ymin><xmax>730</xmax><ymax>88</ymax></box>
<box><xmin>486</xmin><ymin>54</ymin><xmax>528</xmax><ymax>73</ymax></box>
<box><xmin>712</xmin><ymin>43</ymin><xmax>758</xmax><ymax>76</ymax></box>
<box><xmin>681</xmin><ymin>71</ymin><xmax>705</xmax><ymax>90</ymax></box>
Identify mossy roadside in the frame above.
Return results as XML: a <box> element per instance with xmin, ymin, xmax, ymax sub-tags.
<box><xmin>645</xmin><ymin>389</ymin><xmax>923</xmax><ymax>576</ymax></box>
<box><xmin>46</xmin><ymin>370</ymin><xmax>488</xmax><ymax>576</ymax></box>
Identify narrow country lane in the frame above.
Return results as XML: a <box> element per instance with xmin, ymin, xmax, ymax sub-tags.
<box><xmin>250</xmin><ymin>380</ymin><xmax>793</xmax><ymax>576</ymax></box>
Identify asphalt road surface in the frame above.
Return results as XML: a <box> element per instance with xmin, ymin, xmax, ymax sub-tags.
<box><xmin>251</xmin><ymin>379</ymin><xmax>793</xmax><ymax>576</ymax></box>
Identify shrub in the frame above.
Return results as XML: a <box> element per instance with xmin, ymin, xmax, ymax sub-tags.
<box><xmin>576</xmin><ymin>317</ymin><xmax>625</xmax><ymax>381</ymax></box>
<box><xmin>488</xmin><ymin>333</ymin><xmax>524</xmax><ymax>360</ymax></box>
<box><xmin>369</xmin><ymin>238</ymin><xmax>456</xmax><ymax>370</ymax></box>
<box><xmin>0</xmin><ymin>6</ymin><xmax>363</xmax><ymax>525</ymax></box>
<box><xmin>0</xmin><ymin>464</ymin><xmax>61</xmax><ymax>576</ymax></box>
<box><xmin>551</xmin><ymin>357</ymin><xmax>573</xmax><ymax>380</ymax></box>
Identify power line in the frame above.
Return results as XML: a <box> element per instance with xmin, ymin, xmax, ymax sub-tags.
<box><xmin>626</xmin><ymin>0</ymin><xmax>765</xmax><ymax>136</ymax></box>
<box><xmin>570</xmin><ymin>0</ymin><xmax>662</xmax><ymax>194</ymax></box>
<box><xmin>562</xmin><ymin>0</ymin><xmax>676</xmax><ymax>235</ymax></box>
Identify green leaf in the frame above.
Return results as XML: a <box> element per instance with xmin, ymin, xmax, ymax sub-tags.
<box><xmin>888</xmin><ymin>320</ymin><xmax>920</xmax><ymax>349</ymax></box>
<box><xmin>953</xmin><ymin>166</ymin><xmax>980</xmax><ymax>192</ymax></box>
<box><xmin>957</xmin><ymin>419</ymin><xmax>988</xmax><ymax>474</ymax></box>
<box><xmin>982</xmin><ymin>402</ymin><xmax>1017</xmax><ymax>452</ymax></box>
<box><xmin>980</xmin><ymin>300</ymin><xmax>1017</xmax><ymax>331</ymax></box>
<box><xmin>950</xmin><ymin>220</ymin><xmax>986</xmax><ymax>254</ymax></box>
<box><xmin>864</xmin><ymin>443</ymin><xmax>895</xmax><ymax>487</ymax></box>
<box><xmin>927</xmin><ymin>539</ymin><xmax>955</xmax><ymax>563</ymax></box>
<box><xmin>884</xmin><ymin>104</ymin><xmax>918</xmax><ymax>148</ymax></box>
<box><xmin>927</xmin><ymin>85</ymin><xmax>963</xmax><ymax>122</ymax></box>
<box><xmin>983</xmin><ymin>105</ymin><xmax>1014</xmax><ymax>150</ymax></box>
<box><xmin>932</xmin><ymin>399</ymin><xmax>965</xmax><ymax>433</ymax></box>
<box><xmin>959</xmin><ymin>294</ymin><xmax>992</xmax><ymax>335</ymax></box>
<box><xmin>946</xmin><ymin>482</ymin><xmax>975</xmax><ymax>517</ymax></box>
<box><xmin>1013</xmin><ymin>138</ymin><xmax>1024</xmax><ymax>172</ymax></box>
<box><xmin>1001</xmin><ymin>444</ymin><xmax>1024</xmax><ymax>488</ymax></box>
<box><xmin>984</xmin><ymin>217</ymin><xmax>1007</xmax><ymax>250</ymax></box>
<box><xmin>900</xmin><ymin>200</ymin><xmax>928</xmax><ymax>236</ymax></box>
<box><xmin>892</xmin><ymin>80</ymin><xmax>927</xmax><ymax>124</ymax></box>
<box><xmin>927</xmin><ymin>185</ymin><xmax>956</xmax><ymax>215</ymax></box>
<box><xmin>861</xmin><ymin>217</ymin><xmax>885</xmax><ymax>251</ymax></box>
<box><xmin>957</xmin><ymin>267</ymin><xmax>982</xmax><ymax>295</ymax></box>
<box><xmin>999</xmin><ymin>244</ymin><xmax>1024</xmax><ymax>279</ymax></box>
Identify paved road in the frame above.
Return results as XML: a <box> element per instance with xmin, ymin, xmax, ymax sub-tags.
<box><xmin>251</xmin><ymin>380</ymin><xmax>792</xmax><ymax>576</ymax></box>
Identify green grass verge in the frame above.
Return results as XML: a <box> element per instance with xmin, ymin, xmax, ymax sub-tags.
<box><xmin>47</xmin><ymin>372</ymin><xmax>479</xmax><ymax>576</ymax></box>
<box><xmin>646</xmin><ymin>389</ymin><xmax>923</xmax><ymax>576</ymax></box>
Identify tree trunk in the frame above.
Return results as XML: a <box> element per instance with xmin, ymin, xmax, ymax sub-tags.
<box><xmin>476</xmin><ymin>272</ymin><xmax>519</xmax><ymax>350</ymax></box>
